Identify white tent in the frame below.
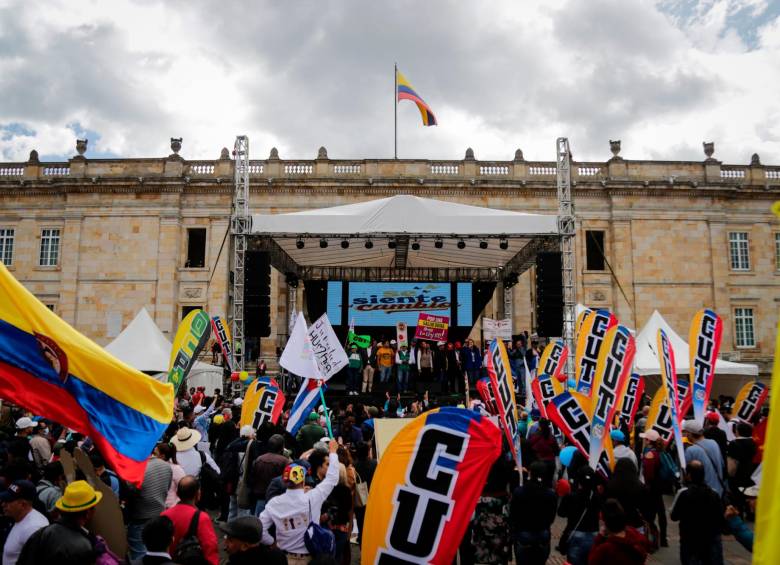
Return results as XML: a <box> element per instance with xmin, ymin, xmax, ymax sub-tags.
<box><xmin>250</xmin><ymin>195</ymin><xmax>559</xmax><ymax>269</ymax></box>
<box><xmin>105</xmin><ymin>308</ymin><xmax>224</xmax><ymax>391</ymax></box>
<box><xmin>105</xmin><ymin>308</ymin><xmax>171</xmax><ymax>373</ymax></box>
<box><xmin>633</xmin><ymin>310</ymin><xmax>758</xmax><ymax>377</ymax></box>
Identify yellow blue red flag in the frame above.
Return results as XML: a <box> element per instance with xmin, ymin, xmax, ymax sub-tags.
<box><xmin>361</xmin><ymin>407</ymin><xmax>500</xmax><ymax>564</ymax></box>
<box><xmin>0</xmin><ymin>263</ymin><xmax>174</xmax><ymax>486</ymax></box>
<box><xmin>754</xmin><ymin>317</ymin><xmax>780</xmax><ymax>563</ymax></box>
<box><xmin>396</xmin><ymin>69</ymin><xmax>437</xmax><ymax>126</ymax></box>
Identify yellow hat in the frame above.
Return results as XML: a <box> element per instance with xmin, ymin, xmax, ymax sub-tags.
<box><xmin>55</xmin><ymin>480</ymin><xmax>103</xmax><ymax>512</ymax></box>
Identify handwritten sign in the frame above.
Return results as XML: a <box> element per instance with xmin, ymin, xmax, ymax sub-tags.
<box><xmin>415</xmin><ymin>313</ymin><xmax>449</xmax><ymax>341</ymax></box>
<box><xmin>308</xmin><ymin>313</ymin><xmax>349</xmax><ymax>380</ymax></box>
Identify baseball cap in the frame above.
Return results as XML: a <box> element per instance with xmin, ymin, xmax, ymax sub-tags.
<box><xmin>283</xmin><ymin>464</ymin><xmax>306</xmax><ymax>486</ymax></box>
<box><xmin>639</xmin><ymin>429</ymin><xmax>661</xmax><ymax>442</ymax></box>
<box><xmin>0</xmin><ymin>480</ymin><xmax>36</xmax><ymax>502</ymax></box>
<box><xmin>741</xmin><ymin>485</ymin><xmax>760</xmax><ymax>498</ymax></box>
<box><xmin>193</xmin><ymin>405</ymin><xmax>206</xmax><ymax>415</ymax></box>
<box><xmin>609</xmin><ymin>430</ymin><xmax>626</xmax><ymax>443</ymax></box>
<box><xmin>705</xmin><ymin>412</ymin><xmax>720</xmax><ymax>425</ymax></box>
<box><xmin>220</xmin><ymin>516</ymin><xmax>262</xmax><ymax>543</ymax></box>
<box><xmin>15</xmin><ymin>417</ymin><xmax>35</xmax><ymax>430</ymax></box>
<box><xmin>240</xmin><ymin>425</ymin><xmax>254</xmax><ymax>438</ymax></box>
<box><xmin>307</xmin><ymin>411</ymin><xmax>319</xmax><ymax>422</ymax></box>
<box><xmin>233</xmin><ymin>398</ymin><xmax>244</xmax><ymax>407</ymax></box>
<box><xmin>681</xmin><ymin>419</ymin><xmax>703</xmax><ymax>434</ymax></box>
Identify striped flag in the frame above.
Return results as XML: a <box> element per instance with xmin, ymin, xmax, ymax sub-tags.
<box><xmin>286</xmin><ymin>379</ymin><xmax>325</xmax><ymax>436</ymax></box>
<box><xmin>396</xmin><ymin>68</ymin><xmax>437</xmax><ymax>126</ymax></box>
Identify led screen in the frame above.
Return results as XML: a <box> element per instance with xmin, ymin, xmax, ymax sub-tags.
<box><xmin>326</xmin><ymin>282</ymin><xmax>472</xmax><ymax>327</ymax></box>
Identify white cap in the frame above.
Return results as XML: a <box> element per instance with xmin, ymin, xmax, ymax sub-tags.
<box><xmin>233</xmin><ymin>398</ymin><xmax>244</xmax><ymax>407</ymax></box>
<box><xmin>193</xmin><ymin>405</ymin><xmax>206</xmax><ymax>415</ymax></box>
<box><xmin>682</xmin><ymin>419</ymin><xmax>703</xmax><ymax>435</ymax></box>
<box><xmin>390</xmin><ymin>339</ymin><xmax>397</xmax><ymax>344</ymax></box>
<box><xmin>15</xmin><ymin>417</ymin><xmax>35</xmax><ymax>430</ymax></box>
<box><xmin>240</xmin><ymin>425</ymin><xmax>255</xmax><ymax>438</ymax></box>
<box><xmin>639</xmin><ymin>429</ymin><xmax>661</xmax><ymax>442</ymax></box>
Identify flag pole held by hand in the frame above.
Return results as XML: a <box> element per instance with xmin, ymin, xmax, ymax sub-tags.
<box><xmin>318</xmin><ymin>382</ymin><xmax>334</xmax><ymax>438</ymax></box>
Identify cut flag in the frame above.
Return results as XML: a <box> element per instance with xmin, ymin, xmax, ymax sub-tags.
<box><xmin>396</xmin><ymin>68</ymin><xmax>437</xmax><ymax>126</ymax></box>
<box><xmin>0</xmin><ymin>263</ymin><xmax>174</xmax><ymax>486</ymax></box>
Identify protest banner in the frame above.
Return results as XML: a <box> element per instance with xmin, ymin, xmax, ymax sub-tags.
<box><xmin>575</xmin><ymin>309</ymin><xmax>617</xmax><ymax>397</ymax></box>
<box><xmin>240</xmin><ymin>378</ymin><xmax>285</xmax><ymax>428</ymax></box>
<box><xmin>486</xmin><ymin>339</ymin><xmax>522</xmax><ymax>480</ymax></box>
<box><xmin>286</xmin><ymin>379</ymin><xmax>325</xmax><ymax>436</ymax></box>
<box><xmin>588</xmin><ymin>324</ymin><xmax>635</xmax><ymax>469</ymax></box>
<box><xmin>347</xmin><ymin>318</ymin><xmax>371</xmax><ymax>349</ymax></box>
<box><xmin>539</xmin><ymin>339</ymin><xmax>568</xmax><ymax>382</ymax></box>
<box><xmin>658</xmin><ymin>328</ymin><xmax>686</xmax><ymax>469</ymax></box>
<box><xmin>531</xmin><ymin>372</ymin><xmax>563</xmax><ymax>418</ymax></box>
<box><xmin>279</xmin><ymin>312</ymin><xmax>321</xmax><ymax>379</ymax></box>
<box><xmin>0</xmin><ymin>263</ymin><xmax>173</xmax><ymax>486</ymax></box>
<box><xmin>209</xmin><ymin>315</ymin><xmax>233</xmax><ymax>372</ymax></box>
<box><xmin>646</xmin><ymin>378</ymin><xmax>693</xmax><ymax>445</ymax></box>
<box><xmin>734</xmin><ymin>381</ymin><xmax>769</xmax><ymax>423</ymax></box>
<box><xmin>396</xmin><ymin>321</ymin><xmax>409</xmax><ymax>347</ymax></box>
<box><xmin>308</xmin><ymin>313</ymin><xmax>349</xmax><ymax>381</ymax></box>
<box><xmin>168</xmin><ymin>308</ymin><xmax>212</xmax><ymax>393</ymax></box>
<box><xmin>362</xmin><ymin>407</ymin><xmax>501</xmax><ymax>565</ymax></box>
<box><xmin>476</xmin><ymin>377</ymin><xmax>498</xmax><ymax>415</ymax></box>
<box><xmin>415</xmin><ymin>313</ymin><xmax>449</xmax><ymax>341</ymax></box>
<box><xmin>483</xmin><ymin>317</ymin><xmax>512</xmax><ymax>341</ymax></box>
<box><xmin>617</xmin><ymin>373</ymin><xmax>645</xmax><ymax>428</ymax></box>
<box><xmin>689</xmin><ymin>308</ymin><xmax>723</xmax><ymax>428</ymax></box>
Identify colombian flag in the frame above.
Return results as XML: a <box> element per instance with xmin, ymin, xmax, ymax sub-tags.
<box><xmin>396</xmin><ymin>69</ymin><xmax>437</xmax><ymax>126</ymax></box>
<box><xmin>0</xmin><ymin>263</ymin><xmax>174</xmax><ymax>486</ymax></box>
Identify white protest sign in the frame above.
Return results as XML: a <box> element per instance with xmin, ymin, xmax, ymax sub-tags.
<box><xmin>483</xmin><ymin>318</ymin><xmax>513</xmax><ymax>341</ymax></box>
<box><xmin>308</xmin><ymin>313</ymin><xmax>349</xmax><ymax>381</ymax></box>
<box><xmin>279</xmin><ymin>312</ymin><xmax>321</xmax><ymax>379</ymax></box>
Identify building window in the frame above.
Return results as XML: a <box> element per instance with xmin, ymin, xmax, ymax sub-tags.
<box><xmin>39</xmin><ymin>229</ymin><xmax>61</xmax><ymax>266</ymax></box>
<box><xmin>45</xmin><ymin>304</ymin><xmax>56</xmax><ymax>312</ymax></box>
<box><xmin>185</xmin><ymin>228</ymin><xmax>207</xmax><ymax>268</ymax></box>
<box><xmin>585</xmin><ymin>230</ymin><xmax>605</xmax><ymax>271</ymax></box>
<box><xmin>734</xmin><ymin>307</ymin><xmax>755</xmax><ymax>348</ymax></box>
<box><xmin>775</xmin><ymin>233</ymin><xmax>780</xmax><ymax>271</ymax></box>
<box><xmin>181</xmin><ymin>305</ymin><xmax>202</xmax><ymax>319</ymax></box>
<box><xmin>0</xmin><ymin>228</ymin><xmax>14</xmax><ymax>265</ymax></box>
<box><xmin>729</xmin><ymin>232</ymin><xmax>750</xmax><ymax>271</ymax></box>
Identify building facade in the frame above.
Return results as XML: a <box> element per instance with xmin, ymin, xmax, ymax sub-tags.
<box><xmin>0</xmin><ymin>139</ymin><xmax>778</xmax><ymax>379</ymax></box>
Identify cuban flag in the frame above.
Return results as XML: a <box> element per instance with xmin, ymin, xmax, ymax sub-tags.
<box><xmin>286</xmin><ymin>379</ymin><xmax>325</xmax><ymax>436</ymax></box>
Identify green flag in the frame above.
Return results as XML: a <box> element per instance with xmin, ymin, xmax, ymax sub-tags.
<box><xmin>348</xmin><ymin>330</ymin><xmax>371</xmax><ymax>349</ymax></box>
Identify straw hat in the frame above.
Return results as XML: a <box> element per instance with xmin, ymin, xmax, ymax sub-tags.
<box><xmin>171</xmin><ymin>427</ymin><xmax>202</xmax><ymax>451</ymax></box>
<box><xmin>55</xmin><ymin>480</ymin><xmax>103</xmax><ymax>512</ymax></box>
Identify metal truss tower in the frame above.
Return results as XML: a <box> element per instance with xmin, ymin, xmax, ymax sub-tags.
<box><xmin>231</xmin><ymin>135</ymin><xmax>250</xmax><ymax>375</ymax></box>
<box><xmin>556</xmin><ymin>138</ymin><xmax>576</xmax><ymax>384</ymax></box>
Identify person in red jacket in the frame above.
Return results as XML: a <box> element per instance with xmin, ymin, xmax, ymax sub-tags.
<box><xmin>588</xmin><ymin>498</ymin><xmax>651</xmax><ymax>565</ymax></box>
<box><xmin>161</xmin><ymin>475</ymin><xmax>219</xmax><ymax>565</ymax></box>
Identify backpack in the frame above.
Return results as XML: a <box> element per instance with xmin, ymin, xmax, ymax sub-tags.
<box><xmin>304</xmin><ymin>500</ymin><xmax>336</xmax><ymax>557</ymax></box>
<box><xmin>197</xmin><ymin>450</ymin><xmax>223</xmax><ymax>510</ymax></box>
<box><xmin>659</xmin><ymin>451</ymin><xmax>680</xmax><ymax>484</ymax></box>
<box><xmin>173</xmin><ymin>509</ymin><xmax>210</xmax><ymax>565</ymax></box>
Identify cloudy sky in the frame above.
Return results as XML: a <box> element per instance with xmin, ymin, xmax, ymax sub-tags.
<box><xmin>1</xmin><ymin>0</ymin><xmax>778</xmax><ymax>164</ymax></box>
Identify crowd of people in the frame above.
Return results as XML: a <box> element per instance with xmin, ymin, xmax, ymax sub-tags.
<box><xmin>0</xmin><ymin>333</ymin><xmax>767</xmax><ymax>565</ymax></box>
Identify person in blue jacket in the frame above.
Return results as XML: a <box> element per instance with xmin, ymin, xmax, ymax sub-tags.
<box><xmin>461</xmin><ymin>339</ymin><xmax>482</xmax><ymax>386</ymax></box>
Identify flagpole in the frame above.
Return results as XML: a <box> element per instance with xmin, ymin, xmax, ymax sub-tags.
<box><xmin>394</xmin><ymin>63</ymin><xmax>398</xmax><ymax>159</ymax></box>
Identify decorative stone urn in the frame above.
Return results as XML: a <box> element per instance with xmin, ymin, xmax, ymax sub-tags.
<box><xmin>609</xmin><ymin>139</ymin><xmax>621</xmax><ymax>158</ymax></box>
<box><xmin>170</xmin><ymin>137</ymin><xmax>182</xmax><ymax>155</ymax></box>
<box><xmin>703</xmin><ymin>141</ymin><xmax>715</xmax><ymax>160</ymax></box>
<box><xmin>76</xmin><ymin>139</ymin><xmax>88</xmax><ymax>156</ymax></box>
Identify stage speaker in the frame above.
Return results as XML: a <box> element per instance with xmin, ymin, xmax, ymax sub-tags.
<box><xmin>245</xmin><ymin>251</ymin><xmax>271</xmax><ymax>338</ymax></box>
<box><xmin>536</xmin><ymin>251</ymin><xmax>563</xmax><ymax>337</ymax></box>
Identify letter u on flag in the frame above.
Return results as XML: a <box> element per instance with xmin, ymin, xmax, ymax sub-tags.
<box><xmin>0</xmin><ymin>264</ymin><xmax>174</xmax><ymax>486</ymax></box>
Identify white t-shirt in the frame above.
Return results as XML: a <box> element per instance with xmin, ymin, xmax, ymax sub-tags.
<box><xmin>3</xmin><ymin>508</ymin><xmax>48</xmax><ymax>565</ymax></box>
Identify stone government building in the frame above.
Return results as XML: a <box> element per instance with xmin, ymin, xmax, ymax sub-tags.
<box><xmin>0</xmin><ymin>138</ymin><xmax>778</xmax><ymax>384</ymax></box>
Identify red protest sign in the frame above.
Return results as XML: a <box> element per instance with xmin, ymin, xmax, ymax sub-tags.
<box><xmin>415</xmin><ymin>313</ymin><xmax>449</xmax><ymax>341</ymax></box>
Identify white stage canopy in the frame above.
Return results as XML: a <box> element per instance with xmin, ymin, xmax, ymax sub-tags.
<box><xmin>105</xmin><ymin>308</ymin><xmax>224</xmax><ymax>391</ymax></box>
<box><xmin>634</xmin><ymin>310</ymin><xmax>758</xmax><ymax>377</ymax></box>
<box><xmin>249</xmin><ymin>195</ymin><xmax>559</xmax><ymax>273</ymax></box>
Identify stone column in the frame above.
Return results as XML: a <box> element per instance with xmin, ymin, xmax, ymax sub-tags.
<box><xmin>58</xmin><ymin>211</ymin><xmax>83</xmax><ymax>326</ymax></box>
<box><xmin>156</xmin><ymin>214</ymin><xmax>181</xmax><ymax>336</ymax></box>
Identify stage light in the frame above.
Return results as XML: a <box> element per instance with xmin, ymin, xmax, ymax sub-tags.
<box><xmin>296</xmin><ymin>239</ymin><xmax>304</xmax><ymax>249</ymax></box>
<box><xmin>479</xmin><ymin>240</ymin><xmax>488</xmax><ymax>249</ymax></box>
<box><xmin>434</xmin><ymin>238</ymin><xmax>443</xmax><ymax>249</ymax></box>
<box><xmin>388</xmin><ymin>240</ymin><xmax>397</xmax><ymax>249</ymax></box>
<box><xmin>319</xmin><ymin>239</ymin><xmax>328</xmax><ymax>248</ymax></box>
<box><xmin>499</xmin><ymin>239</ymin><xmax>509</xmax><ymax>250</ymax></box>
<box><xmin>365</xmin><ymin>240</ymin><xmax>373</xmax><ymax>249</ymax></box>
<box><xmin>457</xmin><ymin>240</ymin><xmax>466</xmax><ymax>249</ymax></box>
<box><xmin>411</xmin><ymin>241</ymin><xmax>420</xmax><ymax>251</ymax></box>
<box><xmin>341</xmin><ymin>239</ymin><xmax>349</xmax><ymax>249</ymax></box>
